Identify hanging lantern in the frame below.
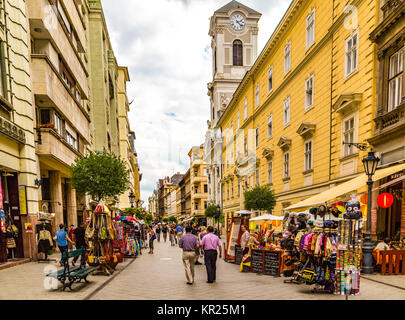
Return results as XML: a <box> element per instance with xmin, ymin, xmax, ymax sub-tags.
<box><xmin>331</xmin><ymin>201</ymin><xmax>344</xmax><ymax>207</ymax></box>
<box><xmin>377</xmin><ymin>193</ymin><xmax>394</xmax><ymax>208</ymax></box>
<box><xmin>360</xmin><ymin>194</ymin><xmax>368</xmax><ymax>205</ymax></box>
<box><xmin>262</xmin><ymin>222</ymin><xmax>270</xmax><ymax>229</ymax></box>
<box><xmin>272</xmin><ymin>220</ymin><xmax>281</xmax><ymax>227</ymax></box>
<box><xmin>360</xmin><ymin>205</ymin><xmax>367</xmax><ymax>217</ymax></box>
<box><xmin>249</xmin><ymin>221</ymin><xmax>257</xmax><ymax>230</ymax></box>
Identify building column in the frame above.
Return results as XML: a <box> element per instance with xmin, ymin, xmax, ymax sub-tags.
<box><xmin>49</xmin><ymin>171</ymin><xmax>63</xmax><ymax>228</ymax></box>
<box><xmin>66</xmin><ymin>182</ymin><xmax>77</xmax><ymax>227</ymax></box>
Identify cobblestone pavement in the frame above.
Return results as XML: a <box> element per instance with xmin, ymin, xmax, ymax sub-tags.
<box><xmin>1</xmin><ymin>239</ymin><xmax>405</xmax><ymax>300</ymax></box>
<box><xmin>90</xmin><ymin>240</ymin><xmax>405</xmax><ymax>300</ymax></box>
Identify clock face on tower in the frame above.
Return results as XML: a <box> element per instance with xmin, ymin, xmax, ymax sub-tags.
<box><xmin>230</xmin><ymin>14</ymin><xmax>245</xmax><ymax>31</ymax></box>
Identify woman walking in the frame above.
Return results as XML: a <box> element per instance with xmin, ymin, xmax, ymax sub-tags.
<box><xmin>147</xmin><ymin>226</ymin><xmax>156</xmax><ymax>254</ymax></box>
<box><xmin>169</xmin><ymin>225</ymin><xmax>176</xmax><ymax>246</ymax></box>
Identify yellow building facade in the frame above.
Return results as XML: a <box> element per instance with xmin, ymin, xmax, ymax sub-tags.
<box><xmin>218</xmin><ymin>0</ymin><xmax>379</xmax><ymax>224</ymax></box>
<box><xmin>189</xmin><ymin>146</ymin><xmax>208</xmax><ymax>218</ymax></box>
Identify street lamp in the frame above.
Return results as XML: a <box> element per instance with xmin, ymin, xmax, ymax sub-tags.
<box><xmin>128</xmin><ymin>191</ymin><xmax>136</xmax><ymax>208</ymax></box>
<box><xmin>362</xmin><ymin>150</ymin><xmax>380</xmax><ymax>275</ymax></box>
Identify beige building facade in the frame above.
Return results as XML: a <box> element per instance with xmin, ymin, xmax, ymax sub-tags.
<box><xmin>29</xmin><ymin>0</ymin><xmax>91</xmax><ymax>229</ymax></box>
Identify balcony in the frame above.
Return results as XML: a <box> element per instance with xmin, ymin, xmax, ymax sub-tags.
<box><xmin>27</xmin><ymin>0</ymin><xmax>88</xmax><ymax>97</ymax></box>
<box><xmin>36</xmin><ymin>128</ymin><xmax>81</xmax><ymax>176</ymax></box>
<box><xmin>372</xmin><ymin>103</ymin><xmax>405</xmax><ymax>143</ymax></box>
<box><xmin>192</xmin><ymin>192</ymin><xmax>208</xmax><ymax>200</ymax></box>
<box><xmin>31</xmin><ymin>55</ymin><xmax>90</xmax><ymax>143</ymax></box>
<box><xmin>381</xmin><ymin>0</ymin><xmax>404</xmax><ymax>19</ymax></box>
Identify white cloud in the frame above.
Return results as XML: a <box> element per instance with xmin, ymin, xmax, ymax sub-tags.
<box><xmin>100</xmin><ymin>0</ymin><xmax>292</xmax><ymax>205</ymax></box>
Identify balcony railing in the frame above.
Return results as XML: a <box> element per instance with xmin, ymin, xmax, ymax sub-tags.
<box><xmin>374</xmin><ymin>102</ymin><xmax>405</xmax><ymax>135</ymax></box>
<box><xmin>381</xmin><ymin>0</ymin><xmax>404</xmax><ymax>19</ymax></box>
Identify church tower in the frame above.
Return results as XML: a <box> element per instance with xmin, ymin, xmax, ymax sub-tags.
<box><xmin>208</xmin><ymin>1</ymin><xmax>261</xmax><ymax>127</ymax></box>
<box><xmin>204</xmin><ymin>1</ymin><xmax>261</xmax><ymax>209</ymax></box>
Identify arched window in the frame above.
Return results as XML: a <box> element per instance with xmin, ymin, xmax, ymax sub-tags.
<box><xmin>233</xmin><ymin>40</ymin><xmax>243</xmax><ymax>66</ymax></box>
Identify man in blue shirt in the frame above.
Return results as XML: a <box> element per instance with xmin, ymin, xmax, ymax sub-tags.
<box><xmin>175</xmin><ymin>224</ymin><xmax>183</xmax><ymax>246</ymax></box>
<box><xmin>56</xmin><ymin>224</ymin><xmax>74</xmax><ymax>266</ymax></box>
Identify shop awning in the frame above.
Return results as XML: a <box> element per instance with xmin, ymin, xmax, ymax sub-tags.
<box><xmin>250</xmin><ymin>214</ymin><xmax>284</xmax><ymax>222</ymax></box>
<box><xmin>285</xmin><ymin>163</ymin><xmax>405</xmax><ymax>211</ymax></box>
<box><xmin>236</xmin><ymin>210</ymin><xmax>252</xmax><ymax>215</ymax></box>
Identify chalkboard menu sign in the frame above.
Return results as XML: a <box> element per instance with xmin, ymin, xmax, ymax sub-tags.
<box><xmin>235</xmin><ymin>245</ymin><xmax>243</xmax><ymax>265</ymax></box>
<box><xmin>264</xmin><ymin>251</ymin><xmax>281</xmax><ymax>276</ymax></box>
<box><xmin>251</xmin><ymin>250</ymin><xmax>264</xmax><ymax>273</ymax></box>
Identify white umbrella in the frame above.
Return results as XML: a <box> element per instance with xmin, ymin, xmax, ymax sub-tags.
<box><xmin>249</xmin><ymin>214</ymin><xmax>284</xmax><ymax>223</ymax></box>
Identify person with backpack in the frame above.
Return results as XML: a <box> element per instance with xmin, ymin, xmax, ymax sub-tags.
<box><xmin>147</xmin><ymin>226</ymin><xmax>156</xmax><ymax>254</ymax></box>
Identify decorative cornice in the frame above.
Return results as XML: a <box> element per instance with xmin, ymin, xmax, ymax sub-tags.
<box><xmin>277</xmin><ymin>137</ymin><xmax>292</xmax><ymax>151</ymax></box>
<box><xmin>333</xmin><ymin>93</ymin><xmax>363</xmax><ymax>115</ymax></box>
<box><xmin>262</xmin><ymin>148</ymin><xmax>274</xmax><ymax>160</ymax></box>
<box><xmin>297</xmin><ymin>123</ymin><xmax>316</xmax><ymax>139</ymax></box>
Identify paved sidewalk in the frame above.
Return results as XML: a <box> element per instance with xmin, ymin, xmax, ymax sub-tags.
<box><xmin>0</xmin><ymin>252</ymin><xmax>137</xmax><ymax>300</ymax></box>
<box><xmin>89</xmin><ymin>240</ymin><xmax>405</xmax><ymax>300</ymax></box>
<box><xmin>1</xmin><ymin>239</ymin><xmax>405</xmax><ymax>300</ymax></box>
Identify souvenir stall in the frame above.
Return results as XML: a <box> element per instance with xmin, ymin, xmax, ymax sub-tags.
<box><xmin>112</xmin><ymin>219</ymin><xmax>124</xmax><ymax>263</ymax></box>
<box><xmin>113</xmin><ymin>216</ymin><xmax>142</xmax><ymax>258</ymax></box>
<box><xmin>238</xmin><ymin>214</ymin><xmax>287</xmax><ymax>276</ymax></box>
<box><xmin>283</xmin><ymin>199</ymin><xmax>364</xmax><ymax>296</ymax></box>
<box><xmin>86</xmin><ymin>201</ymin><xmax>121</xmax><ymax>275</ymax></box>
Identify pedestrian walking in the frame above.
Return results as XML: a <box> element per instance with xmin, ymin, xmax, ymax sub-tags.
<box><xmin>169</xmin><ymin>225</ymin><xmax>176</xmax><ymax>246</ymax></box>
<box><xmin>148</xmin><ymin>226</ymin><xmax>156</xmax><ymax>254</ymax></box>
<box><xmin>68</xmin><ymin>225</ymin><xmax>75</xmax><ymax>250</ymax></box>
<box><xmin>156</xmin><ymin>225</ymin><xmax>161</xmax><ymax>242</ymax></box>
<box><xmin>56</xmin><ymin>224</ymin><xmax>74</xmax><ymax>266</ymax></box>
<box><xmin>200</xmin><ymin>226</ymin><xmax>222</xmax><ymax>283</ymax></box>
<box><xmin>175</xmin><ymin>224</ymin><xmax>183</xmax><ymax>245</ymax></box>
<box><xmin>72</xmin><ymin>222</ymin><xmax>88</xmax><ymax>267</ymax></box>
<box><xmin>134</xmin><ymin>225</ymin><xmax>142</xmax><ymax>255</ymax></box>
<box><xmin>162</xmin><ymin>224</ymin><xmax>168</xmax><ymax>242</ymax></box>
<box><xmin>179</xmin><ymin>225</ymin><xmax>199</xmax><ymax>285</ymax></box>
<box><xmin>193</xmin><ymin>224</ymin><xmax>202</xmax><ymax>265</ymax></box>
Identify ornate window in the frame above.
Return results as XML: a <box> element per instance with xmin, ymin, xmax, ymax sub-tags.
<box><xmin>388</xmin><ymin>49</ymin><xmax>403</xmax><ymax>112</ymax></box>
<box><xmin>233</xmin><ymin>40</ymin><xmax>243</xmax><ymax>66</ymax></box>
<box><xmin>284</xmin><ymin>41</ymin><xmax>291</xmax><ymax>74</ymax></box>
<box><xmin>345</xmin><ymin>32</ymin><xmax>358</xmax><ymax>77</ymax></box>
<box><xmin>306</xmin><ymin>10</ymin><xmax>315</xmax><ymax>48</ymax></box>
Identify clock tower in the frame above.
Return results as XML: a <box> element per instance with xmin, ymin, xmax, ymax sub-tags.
<box><xmin>208</xmin><ymin>1</ymin><xmax>261</xmax><ymax>126</ymax></box>
<box><xmin>204</xmin><ymin>1</ymin><xmax>261</xmax><ymax>210</ymax></box>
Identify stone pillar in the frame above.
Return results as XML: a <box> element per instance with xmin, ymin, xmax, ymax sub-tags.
<box><xmin>49</xmin><ymin>171</ymin><xmax>63</xmax><ymax>228</ymax></box>
<box><xmin>66</xmin><ymin>182</ymin><xmax>77</xmax><ymax>227</ymax></box>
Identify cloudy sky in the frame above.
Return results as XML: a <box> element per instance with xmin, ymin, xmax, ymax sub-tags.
<box><xmin>100</xmin><ymin>0</ymin><xmax>292</xmax><ymax>205</ymax></box>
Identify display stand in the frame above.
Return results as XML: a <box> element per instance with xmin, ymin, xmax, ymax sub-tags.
<box><xmin>36</xmin><ymin>220</ymin><xmax>56</xmax><ymax>263</ymax></box>
<box><xmin>86</xmin><ymin>202</ymin><xmax>120</xmax><ymax>276</ymax></box>
<box><xmin>335</xmin><ymin>219</ymin><xmax>362</xmax><ymax>296</ymax></box>
<box><xmin>226</xmin><ymin>216</ymin><xmax>249</xmax><ymax>262</ymax></box>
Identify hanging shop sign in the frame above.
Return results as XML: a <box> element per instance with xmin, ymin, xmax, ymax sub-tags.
<box><xmin>19</xmin><ymin>186</ymin><xmax>27</xmax><ymax>215</ymax></box>
<box><xmin>377</xmin><ymin>193</ymin><xmax>394</xmax><ymax>209</ymax></box>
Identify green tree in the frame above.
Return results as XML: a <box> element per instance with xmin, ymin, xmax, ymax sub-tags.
<box><xmin>162</xmin><ymin>218</ymin><xmax>169</xmax><ymax>223</ymax></box>
<box><xmin>144</xmin><ymin>214</ymin><xmax>153</xmax><ymax>225</ymax></box>
<box><xmin>244</xmin><ymin>185</ymin><xmax>277</xmax><ymax>213</ymax></box>
<box><xmin>71</xmin><ymin>151</ymin><xmax>130</xmax><ymax>200</ymax></box>
<box><xmin>168</xmin><ymin>216</ymin><xmax>177</xmax><ymax>224</ymax></box>
<box><xmin>204</xmin><ymin>205</ymin><xmax>219</xmax><ymax>218</ymax></box>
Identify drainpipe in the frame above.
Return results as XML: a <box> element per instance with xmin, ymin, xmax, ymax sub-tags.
<box><xmin>329</xmin><ymin>0</ymin><xmax>336</xmax><ymax>181</ymax></box>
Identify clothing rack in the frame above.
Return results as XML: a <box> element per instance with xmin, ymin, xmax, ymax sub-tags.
<box><xmin>36</xmin><ymin>220</ymin><xmax>56</xmax><ymax>263</ymax></box>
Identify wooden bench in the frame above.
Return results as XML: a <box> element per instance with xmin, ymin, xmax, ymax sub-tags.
<box><xmin>46</xmin><ymin>248</ymin><xmax>99</xmax><ymax>291</ymax></box>
<box><xmin>380</xmin><ymin>250</ymin><xmax>405</xmax><ymax>275</ymax></box>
